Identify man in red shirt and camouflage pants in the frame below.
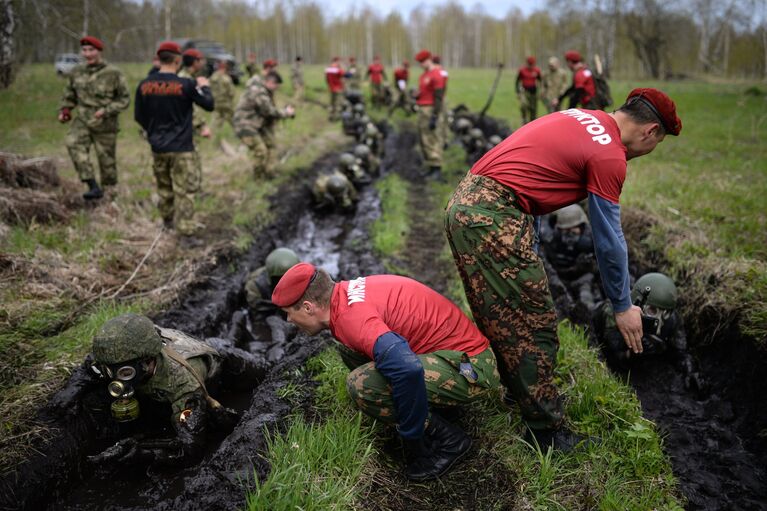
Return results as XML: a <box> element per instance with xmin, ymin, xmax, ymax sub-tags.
<box><xmin>325</xmin><ymin>57</ymin><xmax>345</xmax><ymax>121</ymax></box>
<box><xmin>272</xmin><ymin>263</ymin><xmax>500</xmax><ymax>480</ymax></box>
<box><xmin>557</xmin><ymin>50</ymin><xmax>597</xmax><ymax>109</ymax></box>
<box><xmin>445</xmin><ymin>88</ymin><xmax>682</xmax><ymax>451</ymax></box>
<box><xmin>516</xmin><ymin>56</ymin><xmax>542</xmax><ymax>125</ymax></box>
<box><xmin>415</xmin><ymin>49</ymin><xmax>446</xmax><ymax>180</ymax></box>
<box><xmin>366</xmin><ymin>55</ymin><xmax>387</xmax><ymax>108</ymax></box>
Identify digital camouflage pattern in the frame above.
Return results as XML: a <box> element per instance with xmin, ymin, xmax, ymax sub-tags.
<box><xmin>418</xmin><ymin>105</ymin><xmax>444</xmax><ymax>167</ymax></box>
<box><xmin>312</xmin><ymin>171</ymin><xmax>357</xmax><ymax>209</ymax></box>
<box><xmin>92</xmin><ymin>313</ymin><xmax>162</xmax><ymax>364</ymax></box>
<box><xmin>177</xmin><ymin>68</ymin><xmax>208</xmax><ymax>137</ymax></box>
<box><xmin>60</xmin><ymin>61</ymin><xmax>130</xmax><ymax>183</ymax></box>
<box><xmin>233</xmin><ymin>78</ymin><xmax>290</xmax><ymax>178</ymax></box>
<box><xmin>340</xmin><ymin>342</ymin><xmax>501</xmax><ymax>423</ymax></box>
<box><xmin>542</xmin><ymin>67</ymin><xmax>569</xmax><ymax>113</ymax></box>
<box><xmin>519</xmin><ymin>88</ymin><xmax>538</xmax><ymax>124</ymax></box>
<box><xmin>152</xmin><ymin>151</ymin><xmax>201</xmax><ymax>235</ymax></box>
<box><xmin>444</xmin><ymin>172</ymin><xmax>563</xmax><ymax>429</ymax></box>
<box><xmin>209</xmin><ymin>69</ymin><xmax>235</xmax><ymax>128</ymax></box>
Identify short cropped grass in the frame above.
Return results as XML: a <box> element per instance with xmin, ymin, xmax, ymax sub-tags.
<box><xmin>370</xmin><ymin>172</ymin><xmax>410</xmax><ymax>258</ymax></box>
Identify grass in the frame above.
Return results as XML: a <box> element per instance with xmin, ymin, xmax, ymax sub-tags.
<box><xmin>370</xmin><ymin>172</ymin><xmax>410</xmax><ymax>259</ymax></box>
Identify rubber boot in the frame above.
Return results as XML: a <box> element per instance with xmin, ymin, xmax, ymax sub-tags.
<box><xmin>403</xmin><ymin>412</ymin><xmax>472</xmax><ymax>481</ymax></box>
<box><xmin>82</xmin><ymin>179</ymin><xmax>103</xmax><ymax>200</ymax></box>
<box><xmin>425</xmin><ymin>412</ymin><xmax>472</xmax><ymax>460</ymax></box>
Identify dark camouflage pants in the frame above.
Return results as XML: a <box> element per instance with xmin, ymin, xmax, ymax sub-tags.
<box><xmin>339</xmin><ymin>342</ymin><xmax>500</xmax><ymax>424</ymax></box>
<box><xmin>152</xmin><ymin>151</ymin><xmax>201</xmax><ymax>235</ymax></box>
<box><xmin>213</xmin><ymin>108</ymin><xmax>234</xmax><ymax>130</ymax></box>
<box><xmin>444</xmin><ymin>172</ymin><xmax>563</xmax><ymax>429</ymax></box>
<box><xmin>65</xmin><ymin>118</ymin><xmax>118</xmax><ymax>184</ymax></box>
<box><xmin>370</xmin><ymin>82</ymin><xmax>384</xmax><ymax>107</ymax></box>
<box><xmin>240</xmin><ymin>129</ymin><xmax>276</xmax><ymax>179</ymax></box>
<box><xmin>329</xmin><ymin>92</ymin><xmax>342</xmax><ymax>120</ymax></box>
<box><xmin>519</xmin><ymin>89</ymin><xmax>538</xmax><ymax>125</ymax></box>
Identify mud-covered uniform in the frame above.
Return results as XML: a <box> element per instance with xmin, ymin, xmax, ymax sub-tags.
<box><xmin>134</xmin><ymin>72</ymin><xmax>214</xmax><ymax>234</ymax></box>
<box><xmin>445</xmin><ymin>108</ymin><xmax>631</xmax><ymax>429</ymax></box>
<box><xmin>245</xmin><ymin>266</ymin><xmax>280</xmax><ymax>318</ymax></box>
<box><xmin>59</xmin><ymin>61</ymin><xmax>130</xmax><ymax>185</ymax></box>
<box><xmin>516</xmin><ymin>65</ymin><xmax>542</xmax><ymax>124</ymax></box>
<box><xmin>330</xmin><ymin>275</ymin><xmax>500</xmax><ymax>438</ymax></box>
<box><xmin>416</xmin><ymin>67</ymin><xmax>446</xmax><ymax>168</ymax></box>
<box><xmin>312</xmin><ymin>171</ymin><xmax>357</xmax><ymax>210</ymax></box>
<box><xmin>209</xmin><ymin>69</ymin><xmax>235</xmax><ymax>128</ymax></box>
<box><xmin>326</xmin><ymin>63</ymin><xmax>345</xmax><ymax>120</ymax></box>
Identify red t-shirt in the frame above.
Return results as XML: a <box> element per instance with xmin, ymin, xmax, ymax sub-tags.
<box><xmin>417</xmin><ymin>68</ymin><xmax>444</xmax><ymax>106</ymax></box>
<box><xmin>329</xmin><ymin>275</ymin><xmax>490</xmax><ymax>360</ymax></box>
<box><xmin>517</xmin><ymin>66</ymin><xmax>541</xmax><ymax>90</ymax></box>
<box><xmin>394</xmin><ymin>67</ymin><xmax>409</xmax><ymax>82</ymax></box>
<box><xmin>368</xmin><ymin>63</ymin><xmax>385</xmax><ymax>84</ymax></box>
<box><xmin>574</xmin><ymin>67</ymin><xmax>596</xmax><ymax>105</ymax></box>
<box><xmin>471</xmin><ymin>109</ymin><xmax>627</xmax><ymax>215</ymax></box>
<box><xmin>325</xmin><ymin>65</ymin><xmax>344</xmax><ymax>93</ymax></box>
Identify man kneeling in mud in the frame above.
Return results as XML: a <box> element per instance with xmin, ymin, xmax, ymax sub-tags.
<box><xmin>87</xmin><ymin>313</ymin><xmax>266</xmax><ymax>465</ymax></box>
<box><xmin>272</xmin><ymin>263</ymin><xmax>501</xmax><ymax>480</ymax></box>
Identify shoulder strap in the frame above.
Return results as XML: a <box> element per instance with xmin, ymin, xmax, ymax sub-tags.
<box><xmin>162</xmin><ymin>345</ymin><xmax>223</xmax><ymax>409</ymax></box>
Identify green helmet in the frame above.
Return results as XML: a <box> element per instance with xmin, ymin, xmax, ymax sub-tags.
<box><xmin>488</xmin><ymin>135</ymin><xmax>502</xmax><ymax>146</ymax></box>
<box><xmin>354</xmin><ymin>144</ymin><xmax>371</xmax><ymax>159</ymax></box>
<box><xmin>265</xmin><ymin>247</ymin><xmax>299</xmax><ymax>279</ymax></box>
<box><xmin>365</xmin><ymin>123</ymin><xmax>379</xmax><ymax>136</ymax></box>
<box><xmin>469</xmin><ymin>128</ymin><xmax>484</xmax><ymax>139</ymax></box>
<box><xmin>353</xmin><ymin>103</ymin><xmax>365</xmax><ymax>113</ymax></box>
<box><xmin>631</xmin><ymin>273</ymin><xmax>678</xmax><ymax>310</ymax></box>
<box><xmin>555</xmin><ymin>204</ymin><xmax>588</xmax><ymax>229</ymax></box>
<box><xmin>455</xmin><ymin>118</ymin><xmax>472</xmax><ymax>131</ymax></box>
<box><xmin>339</xmin><ymin>153</ymin><xmax>357</xmax><ymax>168</ymax></box>
<box><xmin>92</xmin><ymin>314</ymin><xmax>162</xmax><ymax>365</ymax></box>
<box><xmin>360</xmin><ymin>115</ymin><xmax>371</xmax><ymax>124</ymax></box>
<box><xmin>327</xmin><ymin>174</ymin><xmax>348</xmax><ymax>197</ymax></box>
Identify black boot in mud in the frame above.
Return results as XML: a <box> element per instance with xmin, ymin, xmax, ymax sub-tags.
<box><xmin>82</xmin><ymin>179</ymin><xmax>103</xmax><ymax>200</ymax></box>
<box><xmin>403</xmin><ymin>413</ymin><xmax>473</xmax><ymax>481</ymax></box>
<box><xmin>525</xmin><ymin>426</ymin><xmax>593</xmax><ymax>453</ymax></box>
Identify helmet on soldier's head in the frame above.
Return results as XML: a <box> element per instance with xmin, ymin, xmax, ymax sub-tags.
<box><xmin>339</xmin><ymin>153</ymin><xmax>357</xmax><ymax>168</ymax></box>
<box><xmin>365</xmin><ymin>123</ymin><xmax>379</xmax><ymax>137</ymax></box>
<box><xmin>327</xmin><ymin>174</ymin><xmax>348</xmax><ymax>197</ymax></box>
<box><xmin>469</xmin><ymin>128</ymin><xmax>484</xmax><ymax>139</ymax></box>
<box><xmin>359</xmin><ymin>115</ymin><xmax>371</xmax><ymax>124</ymax></box>
<box><xmin>554</xmin><ymin>204</ymin><xmax>588</xmax><ymax>230</ymax></box>
<box><xmin>488</xmin><ymin>135</ymin><xmax>502</xmax><ymax>146</ymax></box>
<box><xmin>92</xmin><ymin>314</ymin><xmax>162</xmax><ymax>365</ymax></box>
<box><xmin>455</xmin><ymin>118</ymin><xmax>472</xmax><ymax>132</ymax></box>
<box><xmin>631</xmin><ymin>273</ymin><xmax>678</xmax><ymax>310</ymax></box>
<box><xmin>353</xmin><ymin>103</ymin><xmax>365</xmax><ymax>113</ymax></box>
<box><xmin>354</xmin><ymin>144</ymin><xmax>371</xmax><ymax>159</ymax></box>
<box><xmin>265</xmin><ymin>247</ymin><xmax>299</xmax><ymax>279</ymax></box>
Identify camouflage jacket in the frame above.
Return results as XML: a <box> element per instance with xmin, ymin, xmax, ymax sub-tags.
<box><xmin>178</xmin><ymin>68</ymin><xmax>208</xmax><ymax>135</ymax></box>
<box><xmin>233</xmin><ymin>79</ymin><xmax>289</xmax><ymax>137</ymax></box>
<box><xmin>244</xmin><ymin>266</ymin><xmax>279</xmax><ymax>317</ymax></box>
<box><xmin>291</xmin><ymin>63</ymin><xmax>304</xmax><ymax>86</ymax></box>
<box><xmin>137</xmin><ymin>327</ymin><xmax>221</xmax><ymax>418</ymax></box>
<box><xmin>59</xmin><ymin>61</ymin><xmax>130</xmax><ymax>131</ymax></box>
<box><xmin>312</xmin><ymin>170</ymin><xmax>357</xmax><ymax>209</ymax></box>
<box><xmin>346</xmin><ymin>64</ymin><xmax>361</xmax><ymax>90</ymax></box>
<box><xmin>542</xmin><ymin>67</ymin><xmax>569</xmax><ymax>102</ymax></box>
<box><xmin>209</xmin><ymin>70</ymin><xmax>235</xmax><ymax>111</ymax></box>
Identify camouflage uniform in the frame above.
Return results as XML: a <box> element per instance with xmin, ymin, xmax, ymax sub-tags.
<box><xmin>340</xmin><ymin>342</ymin><xmax>500</xmax><ymax>422</ymax></box>
<box><xmin>152</xmin><ymin>152</ymin><xmax>201</xmax><ymax>234</ymax></box>
<box><xmin>347</xmin><ymin>64</ymin><xmax>361</xmax><ymax>91</ymax></box>
<box><xmin>245</xmin><ymin>266</ymin><xmax>278</xmax><ymax>317</ymax></box>
<box><xmin>177</xmin><ymin>68</ymin><xmax>206</xmax><ymax>182</ymax></box>
<box><xmin>444</xmin><ymin>172</ymin><xmax>563</xmax><ymax>429</ymax></box>
<box><xmin>233</xmin><ymin>78</ymin><xmax>291</xmax><ymax>179</ymax></box>
<box><xmin>60</xmin><ymin>61</ymin><xmax>130</xmax><ymax>185</ymax></box>
<box><xmin>518</xmin><ymin>89</ymin><xmax>538</xmax><ymax>125</ymax></box>
<box><xmin>418</xmin><ymin>106</ymin><xmax>444</xmax><ymax>168</ymax></box>
<box><xmin>290</xmin><ymin>61</ymin><xmax>304</xmax><ymax>100</ymax></box>
<box><xmin>542</xmin><ymin>67</ymin><xmax>569</xmax><ymax>113</ymax></box>
<box><xmin>312</xmin><ymin>171</ymin><xmax>357</xmax><ymax>210</ymax></box>
<box><xmin>209</xmin><ymin>69</ymin><xmax>235</xmax><ymax>129</ymax></box>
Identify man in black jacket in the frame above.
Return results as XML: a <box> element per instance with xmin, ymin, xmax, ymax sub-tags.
<box><xmin>135</xmin><ymin>41</ymin><xmax>214</xmax><ymax>236</ymax></box>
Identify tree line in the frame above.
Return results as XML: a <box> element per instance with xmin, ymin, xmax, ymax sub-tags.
<box><xmin>5</xmin><ymin>0</ymin><xmax>767</xmax><ymax>85</ymax></box>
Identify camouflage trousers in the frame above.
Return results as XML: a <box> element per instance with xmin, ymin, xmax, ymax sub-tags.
<box><xmin>444</xmin><ymin>172</ymin><xmax>563</xmax><ymax>429</ymax></box>
<box><xmin>440</xmin><ymin>99</ymin><xmax>451</xmax><ymax>146</ymax></box>
<box><xmin>389</xmin><ymin>88</ymin><xmax>412</xmax><ymax>115</ymax></box>
<box><xmin>329</xmin><ymin>92</ymin><xmax>342</xmax><ymax>120</ymax></box>
<box><xmin>213</xmin><ymin>108</ymin><xmax>234</xmax><ymax>130</ymax></box>
<box><xmin>418</xmin><ymin>105</ymin><xmax>444</xmax><ymax>168</ymax></box>
<box><xmin>370</xmin><ymin>82</ymin><xmax>384</xmax><ymax>107</ymax></box>
<box><xmin>152</xmin><ymin>151</ymin><xmax>201</xmax><ymax>235</ymax></box>
<box><xmin>240</xmin><ymin>129</ymin><xmax>276</xmax><ymax>179</ymax></box>
<box><xmin>338</xmin><ymin>342</ymin><xmax>500</xmax><ymax>424</ymax></box>
<box><xmin>519</xmin><ymin>89</ymin><xmax>538</xmax><ymax>125</ymax></box>
<box><xmin>65</xmin><ymin>118</ymin><xmax>118</xmax><ymax>184</ymax></box>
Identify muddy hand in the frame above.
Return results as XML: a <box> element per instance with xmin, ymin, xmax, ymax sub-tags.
<box><xmin>87</xmin><ymin>437</ymin><xmax>138</xmax><ymax>465</ymax></box>
<box><xmin>615</xmin><ymin>305</ymin><xmax>643</xmax><ymax>354</ymax></box>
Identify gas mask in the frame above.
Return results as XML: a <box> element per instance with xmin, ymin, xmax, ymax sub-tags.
<box><xmin>558</xmin><ymin>229</ymin><xmax>581</xmax><ymax>249</ymax></box>
<box><xmin>91</xmin><ymin>359</ymin><xmax>149</xmax><ymax>422</ymax></box>
<box><xmin>641</xmin><ymin>304</ymin><xmax>672</xmax><ymax>337</ymax></box>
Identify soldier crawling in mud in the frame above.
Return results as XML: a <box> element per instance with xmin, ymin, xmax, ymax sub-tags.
<box><xmin>353</xmin><ymin>143</ymin><xmax>380</xmax><ymax>177</ymax></box>
<box><xmin>58</xmin><ymin>36</ymin><xmax>130</xmax><ymax>200</ymax></box>
<box><xmin>87</xmin><ymin>313</ymin><xmax>266</xmax><ymax>465</ymax></box>
<box><xmin>360</xmin><ymin>121</ymin><xmax>385</xmax><ymax>157</ymax></box>
<box><xmin>338</xmin><ymin>152</ymin><xmax>371</xmax><ymax>185</ymax></box>
<box><xmin>312</xmin><ymin>171</ymin><xmax>357</xmax><ymax>212</ymax></box>
<box><xmin>591</xmin><ymin>273</ymin><xmax>706</xmax><ymax>394</ymax></box>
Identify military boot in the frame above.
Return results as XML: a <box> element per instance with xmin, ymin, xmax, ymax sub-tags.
<box><xmin>403</xmin><ymin>412</ymin><xmax>472</xmax><ymax>481</ymax></box>
<box><xmin>82</xmin><ymin>179</ymin><xmax>103</xmax><ymax>200</ymax></box>
<box><xmin>525</xmin><ymin>426</ymin><xmax>593</xmax><ymax>453</ymax></box>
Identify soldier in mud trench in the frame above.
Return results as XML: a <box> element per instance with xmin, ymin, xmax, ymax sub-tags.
<box><xmin>591</xmin><ymin>272</ymin><xmax>706</xmax><ymax>394</ymax></box>
<box><xmin>312</xmin><ymin>171</ymin><xmax>358</xmax><ymax>212</ymax></box>
<box><xmin>271</xmin><ymin>263</ymin><xmax>501</xmax><ymax>481</ymax></box>
<box><xmin>445</xmin><ymin>88</ymin><xmax>682</xmax><ymax>451</ymax></box>
<box><xmin>86</xmin><ymin>313</ymin><xmax>267</xmax><ymax>465</ymax></box>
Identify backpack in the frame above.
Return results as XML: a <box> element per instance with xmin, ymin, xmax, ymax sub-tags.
<box><xmin>593</xmin><ymin>73</ymin><xmax>613</xmax><ymax>110</ymax></box>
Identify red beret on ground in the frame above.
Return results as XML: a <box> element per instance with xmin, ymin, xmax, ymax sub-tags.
<box><xmin>272</xmin><ymin>263</ymin><xmax>317</xmax><ymax>307</ymax></box>
<box><xmin>156</xmin><ymin>41</ymin><xmax>181</xmax><ymax>56</ymax></box>
<box><xmin>627</xmin><ymin>88</ymin><xmax>682</xmax><ymax>136</ymax></box>
<box><xmin>415</xmin><ymin>50</ymin><xmax>431</xmax><ymax>62</ymax></box>
<box><xmin>80</xmin><ymin>36</ymin><xmax>104</xmax><ymax>51</ymax></box>
<box><xmin>526</xmin><ymin>56</ymin><xmax>536</xmax><ymax>65</ymax></box>
<box><xmin>183</xmin><ymin>48</ymin><xmax>204</xmax><ymax>59</ymax></box>
<box><xmin>564</xmin><ymin>50</ymin><xmax>582</xmax><ymax>63</ymax></box>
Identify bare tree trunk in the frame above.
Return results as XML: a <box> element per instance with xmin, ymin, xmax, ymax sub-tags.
<box><xmin>0</xmin><ymin>0</ymin><xmax>15</xmax><ymax>89</ymax></box>
<box><xmin>164</xmin><ymin>0</ymin><xmax>172</xmax><ymax>40</ymax></box>
<box><xmin>82</xmin><ymin>0</ymin><xmax>89</xmax><ymax>36</ymax></box>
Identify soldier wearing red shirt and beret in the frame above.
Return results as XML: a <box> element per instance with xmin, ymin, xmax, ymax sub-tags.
<box><xmin>445</xmin><ymin>88</ymin><xmax>682</xmax><ymax>451</ymax></box>
<box><xmin>325</xmin><ymin>57</ymin><xmax>345</xmax><ymax>121</ymax></box>
<box><xmin>414</xmin><ymin>49</ymin><xmax>446</xmax><ymax>180</ymax></box>
<box><xmin>272</xmin><ymin>263</ymin><xmax>501</xmax><ymax>481</ymax></box>
<box><xmin>556</xmin><ymin>50</ymin><xmax>597</xmax><ymax>109</ymax></box>
<box><xmin>515</xmin><ymin>56</ymin><xmax>542</xmax><ymax>125</ymax></box>
<box><xmin>366</xmin><ymin>55</ymin><xmax>387</xmax><ymax>108</ymax></box>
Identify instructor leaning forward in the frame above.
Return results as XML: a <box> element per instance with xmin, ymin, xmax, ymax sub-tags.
<box><xmin>445</xmin><ymin>88</ymin><xmax>681</xmax><ymax>451</ymax></box>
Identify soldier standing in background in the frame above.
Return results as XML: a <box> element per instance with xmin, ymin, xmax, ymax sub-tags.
<box><xmin>515</xmin><ymin>56</ymin><xmax>542</xmax><ymax>125</ymax></box>
<box><xmin>209</xmin><ymin>60</ymin><xmax>235</xmax><ymax>130</ymax></box>
<box><xmin>245</xmin><ymin>52</ymin><xmax>258</xmax><ymax>78</ymax></box>
<box><xmin>388</xmin><ymin>60</ymin><xmax>411</xmax><ymax>116</ymax></box>
<box><xmin>178</xmin><ymin>49</ymin><xmax>211</xmax><ymax>189</ymax></box>
<box><xmin>134</xmin><ymin>41</ymin><xmax>214</xmax><ymax>236</ymax></box>
<box><xmin>233</xmin><ymin>71</ymin><xmax>295</xmax><ymax>179</ymax></box>
<box><xmin>414</xmin><ymin>50</ymin><xmax>446</xmax><ymax>180</ymax></box>
<box><xmin>542</xmin><ymin>57</ymin><xmax>569</xmax><ymax>113</ymax></box>
<box><xmin>291</xmin><ymin>56</ymin><xmax>305</xmax><ymax>100</ymax></box>
<box><xmin>366</xmin><ymin>55</ymin><xmax>386</xmax><ymax>108</ymax></box>
<box><xmin>556</xmin><ymin>50</ymin><xmax>597</xmax><ymax>109</ymax></box>
<box><xmin>325</xmin><ymin>57</ymin><xmax>345</xmax><ymax>121</ymax></box>
<box><xmin>58</xmin><ymin>36</ymin><xmax>130</xmax><ymax>200</ymax></box>
<box><xmin>346</xmin><ymin>57</ymin><xmax>361</xmax><ymax>92</ymax></box>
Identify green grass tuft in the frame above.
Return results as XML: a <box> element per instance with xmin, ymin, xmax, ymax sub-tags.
<box><xmin>371</xmin><ymin>172</ymin><xmax>410</xmax><ymax>258</ymax></box>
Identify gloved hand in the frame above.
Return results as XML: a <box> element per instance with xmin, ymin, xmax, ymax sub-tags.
<box><xmin>428</xmin><ymin>115</ymin><xmax>437</xmax><ymax>130</ymax></box>
<box><xmin>58</xmin><ymin>108</ymin><xmax>72</xmax><ymax>123</ymax></box>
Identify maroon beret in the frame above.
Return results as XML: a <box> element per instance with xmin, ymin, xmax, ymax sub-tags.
<box><xmin>564</xmin><ymin>50</ymin><xmax>582</xmax><ymax>63</ymax></box>
<box><xmin>627</xmin><ymin>88</ymin><xmax>682</xmax><ymax>136</ymax></box>
<box><xmin>272</xmin><ymin>263</ymin><xmax>317</xmax><ymax>307</ymax></box>
<box><xmin>526</xmin><ymin>56</ymin><xmax>536</xmax><ymax>65</ymax></box>
<box><xmin>183</xmin><ymin>48</ymin><xmax>204</xmax><ymax>60</ymax></box>
<box><xmin>80</xmin><ymin>36</ymin><xmax>104</xmax><ymax>51</ymax></box>
<box><xmin>415</xmin><ymin>50</ymin><xmax>431</xmax><ymax>63</ymax></box>
<box><xmin>157</xmin><ymin>41</ymin><xmax>181</xmax><ymax>56</ymax></box>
